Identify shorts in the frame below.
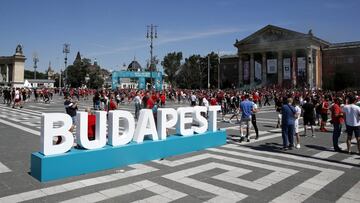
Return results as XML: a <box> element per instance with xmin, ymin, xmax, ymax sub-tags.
<box><xmin>294</xmin><ymin>120</ymin><xmax>299</xmax><ymax>133</ymax></box>
<box><xmin>346</xmin><ymin>125</ymin><xmax>360</xmax><ymax>138</ymax></box>
<box><xmin>240</xmin><ymin>117</ymin><xmax>251</xmax><ymax>129</ymax></box>
<box><xmin>303</xmin><ymin>116</ymin><xmax>315</xmax><ymax>126</ymax></box>
<box><xmin>321</xmin><ymin>113</ymin><xmax>328</xmax><ymax>122</ymax></box>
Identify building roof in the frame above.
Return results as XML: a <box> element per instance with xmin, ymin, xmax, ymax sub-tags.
<box><xmin>324</xmin><ymin>41</ymin><xmax>360</xmax><ymax>50</ymax></box>
<box><xmin>234</xmin><ymin>24</ymin><xmax>330</xmax><ymax>47</ymax></box>
<box><xmin>220</xmin><ymin>54</ymin><xmax>238</xmax><ymax>59</ymax></box>
<box><xmin>26</xmin><ymin>79</ymin><xmax>55</xmax><ymax>83</ymax></box>
<box><xmin>128</xmin><ymin>60</ymin><xmax>142</xmax><ymax>71</ymax></box>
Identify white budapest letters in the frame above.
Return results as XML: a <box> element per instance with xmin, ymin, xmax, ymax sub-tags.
<box><xmin>40</xmin><ymin>106</ymin><xmax>220</xmax><ymax>156</ymax></box>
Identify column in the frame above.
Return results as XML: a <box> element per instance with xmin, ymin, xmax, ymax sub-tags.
<box><xmin>250</xmin><ymin>53</ymin><xmax>254</xmax><ymax>87</ymax></box>
<box><xmin>291</xmin><ymin>50</ymin><xmax>297</xmax><ymax>87</ymax></box>
<box><xmin>307</xmin><ymin>48</ymin><xmax>313</xmax><ymax>88</ymax></box>
<box><xmin>261</xmin><ymin>52</ymin><xmax>267</xmax><ymax>85</ymax></box>
<box><xmin>238</xmin><ymin>54</ymin><xmax>243</xmax><ymax>88</ymax></box>
<box><xmin>6</xmin><ymin>64</ymin><xmax>9</xmax><ymax>83</ymax></box>
<box><xmin>277</xmin><ymin>51</ymin><xmax>283</xmax><ymax>86</ymax></box>
<box><xmin>316</xmin><ymin>49</ymin><xmax>322</xmax><ymax>88</ymax></box>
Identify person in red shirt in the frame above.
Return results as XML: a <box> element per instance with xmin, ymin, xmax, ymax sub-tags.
<box><xmin>86</xmin><ymin>108</ymin><xmax>96</xmax><ymax>140</ymax></box>
<box><xmin>210</xmin><ymin>96</ymin><xmax>217</xmax><ymax>106</ymax></box>
<box><xmin>146</xmin><ymin>97</ymin><xmax>155</xmax><ymax>109</ymax></box>
<box><xmin>109</xmin><ymin>95</ymin><xmax>117</xmax><ymax>111</ymax></box>
<box><xmin>320</xmin><ymin>97</ymin><xmax>330</xmax><ymax>132</ymax></box>
<box><xmin>331</xmin><ymin>98</ymin><xmax>344</xmax><ymax>151</ymax></box>
<box><xmin>160</xmin><ymin>93</ymin><xmax>166</xmax><ymax>107</ymax></box>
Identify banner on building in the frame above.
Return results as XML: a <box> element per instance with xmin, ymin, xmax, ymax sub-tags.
<box><xmin>267</xmin><ymin>59</ymin><xmax>277</xmax><ymax>74</ymax></box>
<box><xmin>243</xmin><ymin>61</ymin><xmax>250</xmax><ymax>81</ymax></box>
<box><xmin>283</xmin><ymin>58</ymin><xmax>291</xmax><ymax>80</ymax></box>
<box><xmin>297</xmin><ymin>57</ymin><xmax>306</xmax><ymax>77</ymax></box>
<box><xmin>255</xmin><ymin>61</ymin><xmax>262</xmax><ymax>81</ymax></box>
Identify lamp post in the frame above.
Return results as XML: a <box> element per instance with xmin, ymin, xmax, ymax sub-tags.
<box><xmin>218</xmin><ymin>51</ymin><xmax>220</xmax><ymax>89</ymax></box>
<box><xmin>33</xmin><ymin>53</ymin><xmax>39</xmax><ymax>79</ymax></box>
<box><xmin>63</xmin><ymin>43</ymin><xmax>70</xmax><ymax>88</ymax></box>
<box><xmin>146</xmin><ymin>24</ymin><xmax>158</xmax><ymax>89</ymax></box>
<box><xmin>59</xmin><ymin>69</ymin><xmax>62</xmax><ymax>95</ymax></box>
<box><xmin>207</xmin><ymin>55</ymin><xmax>210</xmax><ymax>89</ymax></box>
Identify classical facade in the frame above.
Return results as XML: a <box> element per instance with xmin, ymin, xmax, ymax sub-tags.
<box><xmin>220</xmin><ymin>25</ymin><xmax>360</xmax><ymax>89</ymax></box>
<box><xmin>0</xmin><ymin>45</ymin><xmax>26</xmax><ymax>87</ymax></box>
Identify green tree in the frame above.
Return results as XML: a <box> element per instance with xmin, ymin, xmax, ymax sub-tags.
<box><xmin>88</xmin><ymin>68</ymin><xmax>104</xmax><ymax>89</ymax></box>
<box><xmin>161</xmin><ymin>52</ymin><xmax>183</xmax><ymax>86</ymax></box>
<box><xmin>175</xmin><ymin>54</ymin><xmax>204</xmax><ymax>89</ymax></box>
<box><xmin>66</xmin><ymin>58</ymin><xmax>105</xmax><ymax>88</ymax></box>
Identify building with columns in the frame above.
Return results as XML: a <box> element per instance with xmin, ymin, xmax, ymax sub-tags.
<box><xmin>0</xmin><ymin>45</ymin><xmax>26</xmax><ymax>87</ymax></box>
<box><xmin>219</xmin><ymin>25</ymin><xmax>360</xmax><ymax>89</ymax></box>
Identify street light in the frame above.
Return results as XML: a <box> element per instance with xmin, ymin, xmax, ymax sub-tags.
<box><xmin>33</xmin><ymin>53</ymin><xmax>39</xmax><ymax>79</ymax></box>
<box><xmin>63</xmin><ymin>43</ymin><xmax>70</xmax><ymax>88</ymax></box>
<box><xmin>146</xmin><ymin>24</ymin><xmax>158</xmax><ymax>89</ymax></box>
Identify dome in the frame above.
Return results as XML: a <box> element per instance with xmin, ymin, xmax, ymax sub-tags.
<box><xmin>127</xmin><ymin>60</ymin><xmax>142</xmax><ymax>72</ymax></box>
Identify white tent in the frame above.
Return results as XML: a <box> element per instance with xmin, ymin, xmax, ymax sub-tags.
<box><xmin>24</xmin><ymin>80</ymin><xmax>32</xmax><ymax>88</ymax></box>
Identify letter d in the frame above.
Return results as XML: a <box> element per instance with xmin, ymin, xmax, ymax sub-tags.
<box><xmin>41</xmin><ymin>113</ymin><xmax>74</xmax><ymax>156</ymax></box>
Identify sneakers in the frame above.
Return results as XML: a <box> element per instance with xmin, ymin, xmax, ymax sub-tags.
<box><xmin>296</xmin><ymin>144</ymin><xmax>301</xmax><ymax>149</ymax></box>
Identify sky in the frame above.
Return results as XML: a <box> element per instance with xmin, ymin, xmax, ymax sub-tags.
<box><xmin>0</xmin><ymin>0</ymin><xmax>359</xmax><ymax>72</ymax></box>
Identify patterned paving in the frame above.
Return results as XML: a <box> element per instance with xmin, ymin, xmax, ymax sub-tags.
<box><xmin>0</xmin><ymin>96</ymin><xmax>359</xmax><ymax>202</ymax></box>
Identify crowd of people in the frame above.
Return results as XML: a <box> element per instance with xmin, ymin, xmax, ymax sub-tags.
<box><xmin>1</xmin><ymin>85</ymin><xmax>360</xmax><ymax>155</ymax></box>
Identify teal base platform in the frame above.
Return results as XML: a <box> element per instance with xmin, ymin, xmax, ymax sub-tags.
<box><xmin>31</xmin><ymin>130</ymin><xmax>226</xmax><ymax>182</ymax></box>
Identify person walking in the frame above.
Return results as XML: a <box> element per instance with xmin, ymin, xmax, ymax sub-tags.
<box><xmin>250</xmin><ymin>96</ymin><xmax>259</xmax><ymax>140</ymax></box>
<box><xmin>330</xmin><ymin>97</ymin><xmax>344</xmax><ymax>152</ymax></box>
<box><xmin>342</xmin><ymin>95</ymin><xmax>360</xmax><ymax>154</ymax></box>
<box><xmin>239</xmin><ymin>94</ymin><xmax>254</xmax><ymax>142</ymax></box>
<box><xmin>281</xmin><ymin>97</ymin><xmax>296</xmax><ymax>150</ymax></box>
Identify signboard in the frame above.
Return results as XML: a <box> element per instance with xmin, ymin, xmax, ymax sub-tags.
<box><xmin>267</xmin><ymin>59</ymin><xmax>277</xmax><ymax>74</ymax></box>
<box><xmin>283</xmin><ymin>58</ymin><xmax>291</xmax><ymax>80</ymax></box>
<box><xmin>111</xmin><ymin>71</ymin><xmax>163</xmax><ymax>91</ymax></box>
<box><xmin>255</xmin><ymin>61</ymin><xmax>262</xmax><ymax>81</ymax></box>
<box><xmin>31</xmin><ymin>106</ymin><xmax>226</xmax><ymax>182</ymax></box>
<box><xmin>297</xmin><ymin>57</ymin><xmax>306</xmax><ymax>77</ymax></box>
<box><xmin>243</xmin><ymin>61</ymin><xmax>250</xmax><ymax>81</ymax></box>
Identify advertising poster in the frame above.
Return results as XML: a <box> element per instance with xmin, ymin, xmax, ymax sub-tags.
<box><xmin>297</xmin><ymin>57</ymin><xmax>306</xmax><ymax>77</ymax></box>
<box><xmin>283</xmin><ymin>58</ymin><xmax>291</xmax><ymax>80</ymax></box>
<box><xmin>255</xmin><ymin>61</ymin><xmax>262</xmax><ymax>81</ymax></box>
<box><xmin>267</xmin><ymin>59</ymin><xmax>277</xmax><ymax>74</ymax></box>
<box><xmin>243</xmin><ymin>61</ymin><xmax>250</xmax><ymax>81</ymax></box>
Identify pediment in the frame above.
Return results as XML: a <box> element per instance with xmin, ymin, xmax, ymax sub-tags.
<box><xmin>237</xmin><ymin>25</ymin><xmax>308</xmax><ymax>45</ymax></box>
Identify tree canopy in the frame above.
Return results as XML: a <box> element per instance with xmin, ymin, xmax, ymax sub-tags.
<box><xmin>161</xmin><ymin>52</ymin><xmax>183</xmax><ymax>86</ymax></box>
<box><xmin>66</xmin><ymin>58</ymin><xmax>104</xmax><ymax>89</ymax></box>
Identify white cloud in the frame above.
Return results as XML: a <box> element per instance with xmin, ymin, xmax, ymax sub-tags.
<box><xmin>158</xmin><ymin>28</ymin><xmax>249</xmax><ymax>44</ymax></box>
<box><xmin>87</xmin><ymin>26</ymin><xmax>252</xmax><ymax>57</ymax></box>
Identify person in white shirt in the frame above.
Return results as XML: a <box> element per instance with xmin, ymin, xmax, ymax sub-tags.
<box><xmin>342</xmin><ymin>95</ymin><xmax>360</xmax><ymax>154</ymax></box>
<box><xmin>133</xmin><ymin>92</ymin><xmax>142</xmax><ymax>120</ymax></box>
<box><xmin>191</xmin><ymin>93</ymin><xmax>197</xmax><ymax>106</ymax></box>
<box><xmin>294</xmin><ymin>98</ymin><xmax>302</xmax><ymax>149</ymax></box>
<box><xmin>202</xmin><ymin>97</ymin><xmax>209</xmax><ymax>107</ymax></box>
